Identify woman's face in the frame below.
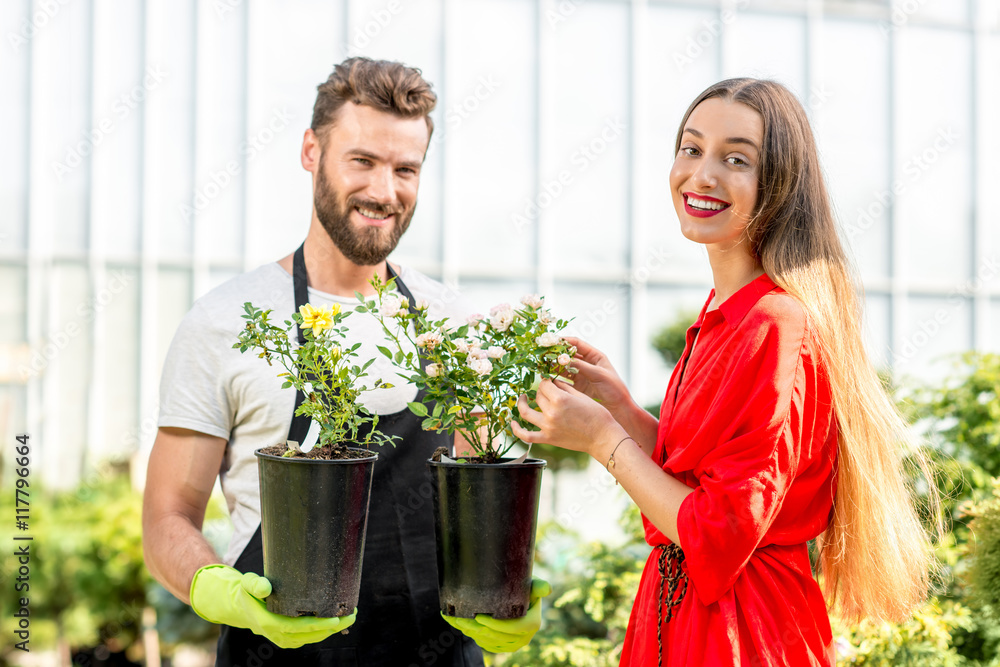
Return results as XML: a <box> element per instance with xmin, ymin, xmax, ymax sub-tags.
<box><xmin>669</xmin><ymin>98</ymin><xmax>763</xmax><ymax>251</ymax></box>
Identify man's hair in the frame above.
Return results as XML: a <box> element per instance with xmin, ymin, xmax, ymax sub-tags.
<box><xmin>311</xmin><ymin>57</ymin><xmax>437</xmax><ymax>143</ymax></box>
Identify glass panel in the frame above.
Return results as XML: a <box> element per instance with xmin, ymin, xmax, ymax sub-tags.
<box><xmin>862</xmin><ymin>291</ymin><xmax>891</xmax><ymax>373</ymax></box>
<box><xmin>816</xmin><ymin>20</ymin><xmax>891</xmax><ymax>283</ymax></box>
<box><xmin>0</xmin><ymin>4</ymin><xmax>29</xmax><ymax>253</ymax></box>
<box><xmin>895</xmin><ymin>28</ymin><xmax>973</xmax><ymax>286</ymax></box>
<box><xmin>146</xmin><ymin>0</ymin><xmax>196</xmax><ymax>260</ymax></box>
<box><xmin>895</xmin><ymin>0</ymin><xmax>969</xmax><ymax>24</ymax></box>
<box><xmin>548</xmin><ymin>2</ymin><xmax>630</xmax><ymax>274</ymax></box>
<box><xmin>33</xmin><ymin>0</ymin><xmax>92</xmax><ymax>255</ymax></box>
<box><xmin>192</xmin><ymin>0</ymin><xmax>248</xmax><ymax>266</ymax></box>
<box><xmin>640</xmin><ymin>6</ymin><xmax>720</xmax><ymax>284</ymax></box>
<box><xmin>991</xmin><ymin>299</ymin><xmax>1000</xmax><ymax>354</ymax></box>
<box><xmin>0</xmin><ymin>265</ymin><xmax>27</xmax><ymax>343</ymax></box>
<box><xmin>447</xmin><ymin>0</ymin><xmax>535</xmax><ymax>275</ymax></box>
<box><xmin>90</xmin><ymin>0</ymin><xmax>144</xmax><ymax>258</ymax></box>
<box><xmin>101</xmin><ymin>264</ymin><xmax>139</xmax><ymax>459</ymax></box>
<box><xmin>0</xmin><ymin>388</ymin><xmax>27</xmax><ymax>460</ymax></box>
<box><xmin>455</xmin><ymin>279</ymin><xmax>536</xmax><ymax>318</ymax></box>
<box><xmin>555</xmin><ymin>283</ymin><xmax>629</xmax><ymax>382</ymax></box>
<box><xmin>245</xmin><ymin>1</ymin><xmax>345</xmax><ymax>266</ymax></box>
<box><xmin>157</xmin><ymin>268</ymin><xmax>193</xmax><ymax>369</ymax></box>
<box><xmin>895</xmin><ymin>295</ymin><xmax>972</xmax><ymax>381</ymax></box>
<box><xmin>723</xmin><ymin>12</ymin><xmax>807</xmax><ymax>95</ymax></box>
<box><xmin>983</xmin><ymin>35</ymin><xmax>1000</xmax><ymax>276</ymax></box>
<box><xmin>46</xmin><ymin>263</ymin><xmax>92</xmax><ymax>488</ymax></box>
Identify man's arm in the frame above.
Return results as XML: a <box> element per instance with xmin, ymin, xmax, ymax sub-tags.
<box><xmin>142</xmin><ymin>426</ymin><xmax>228</xmax><ymax>603</ymax></box>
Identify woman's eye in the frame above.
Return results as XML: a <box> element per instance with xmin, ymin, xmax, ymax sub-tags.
<box><xmin>727</xmin><ymin>156</ymin><xmax>749</xmax><ymax>166</ymax></box>
<box><xmin>681</xmin><ymin>147</ymin><xmax>699</xmax><ymax>157</ymax></box>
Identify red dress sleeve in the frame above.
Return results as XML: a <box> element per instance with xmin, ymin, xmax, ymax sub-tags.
<box><xmin>674</xmin><ymin>304</ymin><xmax>809</xmax><ymax>606</ymax></box>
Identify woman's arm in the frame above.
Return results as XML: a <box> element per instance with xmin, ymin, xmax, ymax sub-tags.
<box><xmin>511</xmin><ymin>379</ymin><xmax>692</xmax><ymax>544</ymax></box>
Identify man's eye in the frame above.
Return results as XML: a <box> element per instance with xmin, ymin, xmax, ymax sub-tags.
<box><xmin>354</xmin><ymin>158</ymin><xmax>371</xmax><ymax>165</ymax></box>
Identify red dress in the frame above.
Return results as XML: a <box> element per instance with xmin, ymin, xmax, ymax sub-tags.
<box><xmin>620</xmin><ymin>274</ymin><xmax>838</xmax><ymax>667</ymax></box>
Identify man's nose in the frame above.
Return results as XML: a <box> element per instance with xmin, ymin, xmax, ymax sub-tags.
<box><xmin>365</xmin><ymin>166</ymin><xmax>397</xmax><ymax>204</ymax></box>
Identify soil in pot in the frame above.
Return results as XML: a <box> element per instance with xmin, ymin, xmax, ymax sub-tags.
<box><xmin>258</xmin><ymin>442</ymin><xmax>364</xmax><ymax>460</ymax></box>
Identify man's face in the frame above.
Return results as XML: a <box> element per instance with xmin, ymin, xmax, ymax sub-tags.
<box><xmin>313</xmin><ymin>102</ymin><xmax>430</xmax><ymax>266</ymax></box>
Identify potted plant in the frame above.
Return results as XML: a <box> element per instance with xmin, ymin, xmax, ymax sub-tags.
<box><xmin>358</xmin><ymin>277</ymin><xmax>576</xmax><ymax>619</ymax></box>
<box><xmin>234</xmin><ymin>301</ymin><xmax>397</xmax><ymax>617</ymax></box>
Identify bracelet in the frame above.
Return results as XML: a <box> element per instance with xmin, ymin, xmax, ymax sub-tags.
<box><xmin>606</xmin><ymin>436</ymin><xmax>634</xmax><ymax>485</ymax></box>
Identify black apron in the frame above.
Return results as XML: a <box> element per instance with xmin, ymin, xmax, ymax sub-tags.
<box><xmin>216</xmin><ymin>245</ymin><xmax>485</xmax><ymax>667</ymax></box>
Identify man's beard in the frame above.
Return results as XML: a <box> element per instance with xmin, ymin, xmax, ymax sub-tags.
<box><xmin>314</xmin><ymin>162</ymin><xmax>415</xmax><ymax>266</ymax></box>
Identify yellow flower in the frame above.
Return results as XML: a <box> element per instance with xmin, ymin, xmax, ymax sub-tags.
<box><xmin>299</xmin><ymin>303</ymin><xmax>336</xmax><ymax>331</ymax></box>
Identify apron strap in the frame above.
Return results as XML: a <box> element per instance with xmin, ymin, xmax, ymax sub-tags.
<box><xmin>288</xmin><ymin>245</ymin><xmax>425</xmax><ymax>444</ymax></box>
<box><xmin>288</xmin><ymin>243</ymin><xmax>313</xmax><ymax>445</ymax></box>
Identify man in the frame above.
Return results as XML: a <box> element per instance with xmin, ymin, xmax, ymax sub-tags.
<box><xmin>142</xmin><ymin>58</ymin><xmax>546</xmax><ymax>666</ymax></box>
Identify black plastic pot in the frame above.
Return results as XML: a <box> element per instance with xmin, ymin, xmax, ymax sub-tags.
<box><xmin>427</xmin><ymin>457</ymin><xmax>546</xmax><ymax>619</ymax></box>
<box><xmin>255</xmin><ymin>447</ymin><xmax>377</xmax><ymax>617</ymax></box>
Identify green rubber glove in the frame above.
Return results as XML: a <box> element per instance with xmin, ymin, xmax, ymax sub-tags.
<box><xmin>441</xmin><ymin>578</ymin><xmax>551</xmax><ymax>654</ymax></box>
<box><xmin>189</xmin><ymin>564</ymin><xmax>356</xmax><ymax>649</ymax></box>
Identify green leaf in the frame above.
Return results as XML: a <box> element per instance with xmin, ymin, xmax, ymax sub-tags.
<box><xmin>408</xmin><ymin>401</ymin><xmax>429</xmax><ymax>417</ymax></box>
<box><xmin>376</xmin><ymin>345</ymin><xmax>393</xmax><ymax>359</ymax></box>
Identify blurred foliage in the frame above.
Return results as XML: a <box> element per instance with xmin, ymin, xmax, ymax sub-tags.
<box><xmin>0</xmin><ymin>472</ymin><xmax>218</xmax><ymax>661</ymax></box>
<box><xmin>907</xmin><ymin>353</ymin><xmax>1000</xmax><ymax>477</ymax></box>
<box><xmin>530</xmin><ymin>442</ymin><xmax>591</xmax><ymax>473</ymax></box>
<box><xmin>650</xmin><ymin>309</ymin><xmax>700</xmax><ymax>368</ymax></box>
<box><xmin>831</xmin><ymin>599</ymin><xmax>975</xmax><ymax>666</ymax></box>
<box><xmin>968</xmin><ymin>480</ymin><xmax>1000</xmax><ymax>614</ymax></box>
<box><xmin>496</xmin><ymin>505</ymin><xmax>647</xmax><ymax>667</ymax></box>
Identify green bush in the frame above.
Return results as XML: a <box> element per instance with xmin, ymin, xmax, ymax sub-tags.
<box><xmin>0</xmin><ymin>472</ymin><xmax>218</xmax><ymax>660</ymax></box>
<box><xmin>650</xmin><ymin>309</ymin><xmax>700</xmax><ymax>367</ymax></box>
<box><xmin>968</xmin><ymin>480</ymin><xmax>1000</xmax><ymax>613</ymax></box>
<box><xmin>832</xmin><ymin>599</ymin><xmax>974</xmax><ymax>666</ymax></box>
<box><xmin>496</xmin><ymin>506</ymin><xmax>647</xmax><ymax>667</ymax></box>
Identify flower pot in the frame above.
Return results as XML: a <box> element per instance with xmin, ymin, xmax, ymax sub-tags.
<box><xmin>255</xmin><ymin>447</ymin><xmax>377</xmax><ymax>617</ymax></box>
<box><xmin>427</xmin><ymin>456</ymin><xmax>546</xmax><ymax>619</ymax></box>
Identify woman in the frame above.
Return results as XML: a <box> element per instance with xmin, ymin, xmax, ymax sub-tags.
<box><xmin>512</xmin><ymin>79</ymin><xmax>935</xmax><ymax>666</ymax></box>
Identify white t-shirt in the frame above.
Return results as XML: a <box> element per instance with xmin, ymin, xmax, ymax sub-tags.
<box><xmin>157</xmin><ymin>261</ymin><xmax>474</xmax><ymax>564</ymax></box>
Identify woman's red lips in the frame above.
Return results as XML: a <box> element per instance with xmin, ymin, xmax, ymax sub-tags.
<box><xmin>683</xmin><ymin>193</ymin><xmax>731</xmax><ymax>218</ymax></box>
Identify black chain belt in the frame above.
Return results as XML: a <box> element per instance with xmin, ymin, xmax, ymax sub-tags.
<box><xmin>655</xmin><ymin>543</ymin><xmax>689</xmax><ymax>667</ymax></box>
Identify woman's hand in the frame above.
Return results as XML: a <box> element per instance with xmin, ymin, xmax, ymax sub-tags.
<box><xmin>511</xmin><ymin>378</ymin><xmax>626</xmax><ymax>460</ymax></box>
<box><xmin>563</xmin><ymin>337</ymin><xmax>633</xmax><ymax>423</ymax></box>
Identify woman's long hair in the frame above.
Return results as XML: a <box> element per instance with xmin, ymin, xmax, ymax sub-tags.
<box><xmin>674</xmin><ymin>78</ymin><xmax>938</xmax><ymax>622</ymax></box>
